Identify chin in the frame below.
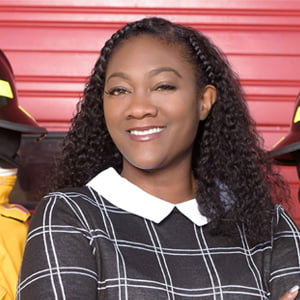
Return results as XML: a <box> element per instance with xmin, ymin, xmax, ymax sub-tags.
<box><xmin>132</xmin><ymin>163</ymin><xmax>163</xmax><ymax>171</ymax></box>
<box><xmin>124</xmin><ymin>158</ymin><xmax>166</xmax><ymax>172</ymax></box>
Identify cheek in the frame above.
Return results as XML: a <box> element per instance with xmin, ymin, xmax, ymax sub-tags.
<box><xmin>103</xmin><ymin>103</ymin><xmax>127</xmax><ymax>150</ymax></box>
<box><xmin>103</xmin><ymin>104</ymin><xmax>118</xmax><ymax>141</ymax></box>
<box><xmin>103</xmin><ymin>101</ymin><xmax>118</xmax><ymax>124</ymax></box>
<box><xmin>175</xmin><ymin>105</ymin><xmax>201</xmax><ymax>139</ymax></box>
<box><xmin>168</xmin><ymin>98</ymin><xmax>200</xmax><ymax>124</ymax></box>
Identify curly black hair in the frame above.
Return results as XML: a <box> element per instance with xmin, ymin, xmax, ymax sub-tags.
<box><xmin>50</xmin><ymin>17</ymin><xmax>289</xmax><ymax>244</ymax></box>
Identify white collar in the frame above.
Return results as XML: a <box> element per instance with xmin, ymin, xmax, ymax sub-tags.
<box><xmin>86</xmin><ymin>167</ymin><xmax>208</xmax><ymax>226</ymax></box>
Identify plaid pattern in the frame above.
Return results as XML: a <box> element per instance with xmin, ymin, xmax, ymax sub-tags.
<box><xmin>17</xmin><ymin>171</ymin><xmax>300</xmax><ymax>299</ymax></box>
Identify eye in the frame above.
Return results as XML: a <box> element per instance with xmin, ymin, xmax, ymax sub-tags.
<box><xmin>155</xmin><ymin>84</ymin><xmax>176</xmax><ymax>92</ymax></box>
<box><xmin>105</xmin><ymin>87</ymin><xmax>130</xmax><ymax>96</ymax></box>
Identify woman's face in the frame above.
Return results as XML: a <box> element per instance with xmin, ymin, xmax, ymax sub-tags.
<box><xmin>103</xmin><ymin>34</ymin><xmax>215</xmax><ymax>175</ymax></box>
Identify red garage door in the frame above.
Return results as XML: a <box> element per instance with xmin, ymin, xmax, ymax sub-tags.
<box><xmin>1</xmin><ymin>0</ymin><xmax>300</xmax><ymax>223</ymax></box>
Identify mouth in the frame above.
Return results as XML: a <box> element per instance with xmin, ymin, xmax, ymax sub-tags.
<box><xmin>129</xmin><ymin>127</ymin><xmax>164</xmax><ymax>136</ymax></box>
<box><xmin>127</xmin><ymin>126</ymin><xmax>165</xmax><ymax>141</ymax></box>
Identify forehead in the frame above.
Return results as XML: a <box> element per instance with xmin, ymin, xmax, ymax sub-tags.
<box><xmin>106</xmin><ymin>34</ymin><xmax>194</xmax><ymax>76</ymax></box>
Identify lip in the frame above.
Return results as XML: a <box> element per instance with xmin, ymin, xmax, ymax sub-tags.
<box><xmin>127</xmin><ymin>126</ymin><xmax>165</xmax><ymax>142</ymax></box>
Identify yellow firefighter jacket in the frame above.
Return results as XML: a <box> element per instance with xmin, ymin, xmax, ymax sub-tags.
<box><xmin>0</xmin><ymin>175</ymin><xmax>30</xmax><ymax>300</ymax></box>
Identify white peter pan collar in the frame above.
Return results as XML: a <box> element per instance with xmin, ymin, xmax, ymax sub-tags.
<box><xmin>87</xmin><ymin>167</ymin><xmax>208</xmax><ymax>226</ymax></box>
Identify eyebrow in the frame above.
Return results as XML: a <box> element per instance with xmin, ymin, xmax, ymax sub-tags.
<box><xmin>106</xmin><ymin>72</ymin><xmax>130</xmax><ymax>81</ymax></box>
<box><xmin>149</xmin><ymin>67</ymin><xmax>182</xmax><ymax>78</ymax></box>
<box><xmin>106</xmin><ymin>67</ymin><xmax>182</xmax><ymax>82</ymax></box>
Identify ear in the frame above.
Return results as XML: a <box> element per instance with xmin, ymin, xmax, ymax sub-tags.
<box><xmin>198</xmin><ymin>85</ymin><xmax>217</xmax><ymax>121</ymax></box>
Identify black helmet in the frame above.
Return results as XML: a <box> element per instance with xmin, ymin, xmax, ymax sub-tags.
<box><xmin>0</xmin><ymin>50</ymin><xmax>47</xmax><ymax>135</ymax></box>
<box><xmin>269</xmin><ymin>92</ymin><xmax>300</xmax><ymax>165</ymax></box>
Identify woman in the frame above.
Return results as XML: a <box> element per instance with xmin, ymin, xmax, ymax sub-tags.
<box><xmin>17</xmin><ymin>17</ymin><xmax>299</xmax><ymax>299</ymax></box>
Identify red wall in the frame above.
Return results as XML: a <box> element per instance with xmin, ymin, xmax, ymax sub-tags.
<box><xmin>1</xmin><ymin>0</ymin><xmax>300</xmax><ymax>223</ymax></box>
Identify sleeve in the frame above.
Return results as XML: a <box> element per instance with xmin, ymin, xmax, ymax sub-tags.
<box><xmin>269</xmin><ymin>206</ymin><xmax>300</xmax><ymax>300</ymax></box>
<box><xmin>17</xmin><ymin>191</ymin><xmax>98</xmax><ymax>300</ymax></box>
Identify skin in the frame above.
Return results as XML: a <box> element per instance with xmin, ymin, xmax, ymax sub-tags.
<box><xmin>103</xmin><ymin>35</ymin><xmax>216</xmax><ymax>204</ymax></box>
<box><xmin>280</xmin><ymin>288</ymin><xmax>299</xmax><ymax>300</ymax></box>
<box><xmin>103</xmin><ymin>34</ymin><xmax>299</xmax><ymax>298</ymax></box>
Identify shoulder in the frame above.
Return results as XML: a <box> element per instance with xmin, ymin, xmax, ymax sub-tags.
<box><xmin>272</xmin><ymin>205</ymin><xmax>299</xmax><ymax>235</ymax></box>
<box><xmin>29</xmin><ymin>186</ymin><xmax>107</xmax><ymax>230</ymax></box>
<box><xmin>270</xmin><ymin>205</ymin><xmax>300</xmax><ymax>265</ymax></box>
<box><xmin>41</xmin><ymin>186</ymin><xmax>101</xmax><ymax>210</ymax></box>
<box><xmin>31</xmin><ymin>185</ymin><xmax>124</xmax><ymax>226</ymax></box>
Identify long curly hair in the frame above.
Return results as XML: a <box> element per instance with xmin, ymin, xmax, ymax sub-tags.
<box><xmin>51</xmin><ymin>17</ymin><xmax>289</xmax><ymax>244</ymax></box>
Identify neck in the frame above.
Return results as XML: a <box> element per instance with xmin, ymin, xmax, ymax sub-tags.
<box><xmin>121</xmin><ymin>164</ymin><xmax>196</xmax><ymax>204</ymax></box>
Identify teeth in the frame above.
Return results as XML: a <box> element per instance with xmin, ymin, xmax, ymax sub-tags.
<box><xmin>130</xmin><ymin>127</ymin><xmax>163</xmax><ymax>136</ymax></box>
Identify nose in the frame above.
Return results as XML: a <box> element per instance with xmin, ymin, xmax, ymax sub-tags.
<box><xmin>126</xmin><ymin>91</ymin><xmax>158</xmax><ymax>120</ymax></box>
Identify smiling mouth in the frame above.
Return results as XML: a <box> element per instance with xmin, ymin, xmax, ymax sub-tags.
<box><xmin>129</xmin><ymin>127</ymin><xmax>164</xmax><ymax>136</ymax></box>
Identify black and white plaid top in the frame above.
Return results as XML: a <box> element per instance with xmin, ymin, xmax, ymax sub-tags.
<box><xmin>17</xmin><ymin>168</ymin><xmax>300</xmax><ymax>299</ymax></box>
